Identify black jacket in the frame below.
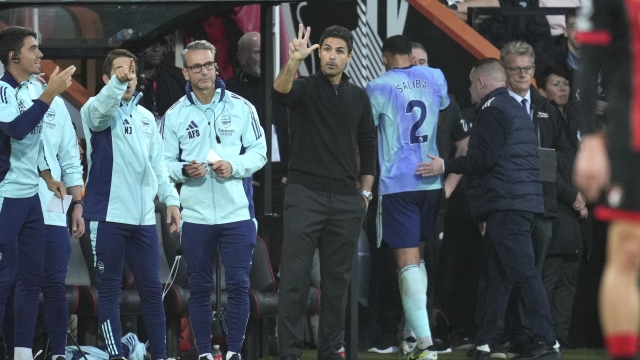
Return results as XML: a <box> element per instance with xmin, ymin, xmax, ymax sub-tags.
<box><xmin>272</xmin><ymin>72</ymin><xmax>377</xmax><ymax>195</ymax></box>
<box><xmin>445</xmin><ymin>87</ymin><xmax>544</xmax><ymax>219</ymax></box>
<box><xmin>138</xmin><ymin>62</ymin><xmax>186</xmax><ymax>117</ymax></box>
<box><xmin>549</xmin><ymin>103</ymin><xmax>584</xmax><ymax>255</ymax></box>
<box><xmin>529</xmin><ymin>86</ymin><xmax>573</xmax><ymax>218</ymax></box>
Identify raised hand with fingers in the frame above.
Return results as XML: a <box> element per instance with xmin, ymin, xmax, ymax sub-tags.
<box><xmin>115</xmin><ymin>58</ymin><xmax>136</xmax><ymax>82</ymax></box>
<box><xmin>40</xmin><ymin>65</ymin><xmax>76</xmax><ymax>104</ymax></box>
<box><xmin>289</xmin><ymin>24</ymin><xmax>319</xmax><ymax>61</ymax></box>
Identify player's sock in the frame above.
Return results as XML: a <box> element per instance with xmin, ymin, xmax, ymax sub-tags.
<box><xmin>419</xmin><ymin>259</ymin><xmax>427</xmax><ymax>283</ymax></box>
<box><xmin>399</xmin><ymin>265</ymin><xmax>433</xmax><ymax>349</ymax></box>
<box><xmin>605</xmin><ymin>333</ymin><xmax>638</xmax><ymax>360</ymax></box>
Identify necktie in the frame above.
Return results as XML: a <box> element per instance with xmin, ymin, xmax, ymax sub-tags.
<box><xmin>521</xmin><ymin>98</ymin><xmax>529</xmax><ymax>114</ymax></box>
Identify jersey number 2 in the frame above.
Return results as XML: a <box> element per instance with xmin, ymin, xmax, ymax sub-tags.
<box><xmin>406</xmin><ymin>100</ymin><xmax>427</xmax><ymax>144</ymax></box>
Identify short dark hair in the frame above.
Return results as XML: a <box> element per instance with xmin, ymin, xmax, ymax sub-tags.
<box><xmin>318</xmin><ymin>25</ymin><xmax>353</xmax><ymax>54</ymax></box>
<box><xmin>411</xmin><ymin>41</ymin><xmax>426</xmax><ymax>52</ymax></box>
<box><xmin>0</xmin><ymin>26</ymin><xmax>37</xmax><ymax>67</ymax></box>
<box><xmin>382</xmin><ymin>35</ymin><xmax>412</xmax><ymax>56</ymax></box>
<box><xmin>565</xmin><ymin>7</ymin><xmax>578</xmax><ymax>23</ymax></box>
<box><xmin>536</xmin><ymin>65</ymin><xmax>571</xmax><ymax>90</ymax></box>
<box><xmin>102</xmin><ymin>49</ymin><xmax>137</xmax><ymax>77</ymax></box>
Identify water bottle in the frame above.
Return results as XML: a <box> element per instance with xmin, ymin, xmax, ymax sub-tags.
<box><xmin>212</xmin><ymin>345</ymin><xmax>223</xmax><ymax>360</ymax></box>
<box><xmin>107</xmin><ymin>28</ymin><xmax>134</xmax><ymax>46</ymax></box>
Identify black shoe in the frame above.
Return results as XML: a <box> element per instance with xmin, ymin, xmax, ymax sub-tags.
<box><xmin>466</xmin><ymin>348</ymin><xmax>490</xmax><ymax>360</ymax></box>
<box><xmin>427</xmin><ymin>338</ymin><xmax>452</xmax><ymax>353</ymax></box>
<box><xmin>228</xmin><ymin>354</ymin><xmax>241</xmax><ymax>360</ymax></box>
<box><xmin>511</xmin><ymin>342</ymin><xmax>557</xmax><ymax>360</ymax></box>
<box><xmin>451</xmin><ymin>331</ymin><xmax>474</xmax><ymax>351</ymax></box>
<box><xmin>507</xmin><ymin>340</ymin><xmax>531</xmax><ymax>359</ymax></box>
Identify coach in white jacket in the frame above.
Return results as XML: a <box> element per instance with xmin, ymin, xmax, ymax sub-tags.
<box><xmin>163</xmin><ymin>40</ymin><xmax>266</xmax><ymax>360</ymax></box>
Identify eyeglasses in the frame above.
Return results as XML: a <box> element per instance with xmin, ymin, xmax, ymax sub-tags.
<box><xmin>506</xmin><ymin>65</ymin><xmax>534</xmax><ymax>75</ymax></box>
<box><xmin>185</xmin><ymin>61</ymin><xmax>216</xmax><ymax>73</ymax></box>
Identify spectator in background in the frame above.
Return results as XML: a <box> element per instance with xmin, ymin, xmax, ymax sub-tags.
<box><xmin>137</xmin><ymin>37</ymin><xmax>186</xmax><ymax>125</ymax></box>
<box><xmin>538</xmin><ymin>0</ymin><xmax>581</xmax><ymax>37</ymax></box>
<box><xmin>536</xmin><ymin>65</ymin><xmax>586</xmax><ymax>349</ymax></box>
<box><xmin>536</xmin><ymin>7</ymin><xmax>606</xmax><ymax>122</ymax></box>
<box><xmin>411</xmin><ymin>42</ymin><xmax>428</xmax><ymax>66</ymax></box>
<box><xmin>226</xmin><ymin>32</ymin><xmax>290</xmax><ymax>266</ymax></box>
<box><xmin>448</xmin><ymin>0</ymin><xmax>551</xmax><ymax>56</ymax></box>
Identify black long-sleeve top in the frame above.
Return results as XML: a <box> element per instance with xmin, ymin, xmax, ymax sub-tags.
<box><xmin>272</xmin><ymin>71</ymin><xmax>377</xmax><ymax>195</ymax></box>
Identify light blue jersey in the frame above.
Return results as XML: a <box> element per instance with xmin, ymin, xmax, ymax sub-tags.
<box><xmin>0</xmin><ymin>72</ymin><xmax>50</xmax><ymax>199</ymax></box>
<box><xmin>26</xmin><ymin>81</ymin><xmax>83</xmax><ymax>226</ymax></box>
<box><xmin>163</xmin><ymin>79</ymin><xmax>267</xmax><ymax>225</ymax></box>
<box><xmin>81</xmin><ymin>75</ymin><xmax>179</xmax><ymax>226</ymax></box>
<box><xmin>366</xmin><ymin>65</ymin><xmax>450</xmax><ymax>195</ymax></box>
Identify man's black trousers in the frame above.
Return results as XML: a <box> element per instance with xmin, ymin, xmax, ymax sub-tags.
<box><xmin>277</xmin><ymin>184</ymin><xmax>367</xmax><ymax>360</ymax></box>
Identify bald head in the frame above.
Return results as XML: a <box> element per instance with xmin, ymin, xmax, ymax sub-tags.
<box><xmin>469</xmin><ymin>58</ymin><xmax>507</xmax><ymax>104</ymax></box>
<box><xmin>237</xmin><ymin>32</ymin><xmax>261</xmax><ymax>77</ymax></box>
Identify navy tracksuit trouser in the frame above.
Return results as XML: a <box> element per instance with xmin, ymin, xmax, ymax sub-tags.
<box><xmin>0</xmin><ymin>195</ymin><xmax>45</xmax><ymax>348</ymax></box>
<box><xmin>87</xmin><ymin>221</ymin><xmax>166</xmax><ymax>360</ymax></box>
<box><xmin>181</xmin><ymin>220</ymin><xmax>256</xmax><ymax>355</ymax></box>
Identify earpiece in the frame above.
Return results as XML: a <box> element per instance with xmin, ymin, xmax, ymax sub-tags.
<box><xmin>10</xmin><ymin>52</ymin><xmax>19</xmax><ymax>63</ymax></box>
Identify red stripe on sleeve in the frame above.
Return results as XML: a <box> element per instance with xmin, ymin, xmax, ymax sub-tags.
<box><xmin>575</xmin><ymin>30</ymin><xmax>613</xmax><ymax>46</ymax></box>
<box><xmin>595</xmin><ymin>206</ymin><xmax>640</xmax><ymax>224</ymax></box>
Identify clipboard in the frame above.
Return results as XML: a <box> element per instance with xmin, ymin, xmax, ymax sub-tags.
<box><xmin>537</xmin><ymin>147</ymin><xmax>556</xmax><ymax>182</ymax></box>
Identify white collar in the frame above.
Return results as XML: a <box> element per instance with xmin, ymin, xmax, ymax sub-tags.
<box><xmin>508</xmin><ymin>88</ymin><xmax>531</xmax><ymax>115</ymax></box>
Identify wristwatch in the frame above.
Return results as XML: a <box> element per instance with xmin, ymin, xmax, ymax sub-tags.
<box><xmin>70</xmin><ymin>199</ymin><xmax>84</xmax><ymax>208</ymax></box>
<box><xmin>359</xmin><ymin>190</ymin><xmax>373</xmax><ymax>201</ymax></box>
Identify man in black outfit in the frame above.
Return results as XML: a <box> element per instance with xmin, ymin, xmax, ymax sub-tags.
<box><xmin>226</xmin><ymin>31</ymin><xmax>289</xmax><ymax>275</ymax></box>
<box><xmin>272</xmin><ymin>24</ymin><xmax>376</xmax><ymax>360</ymax></box>
<box><xmin>420</xmin><ymin>58</ymin><xmax>557</xmax><ymax>360</ymax></box>
<box><xmin>226</xmin><ymin>31</ymin><xmax>289</xmax><ymax>216</ymax></box>
<box><xmin>137</xmin><ymin>37</ymin><xmax>186</xmax><ymax>124</ymax></box>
